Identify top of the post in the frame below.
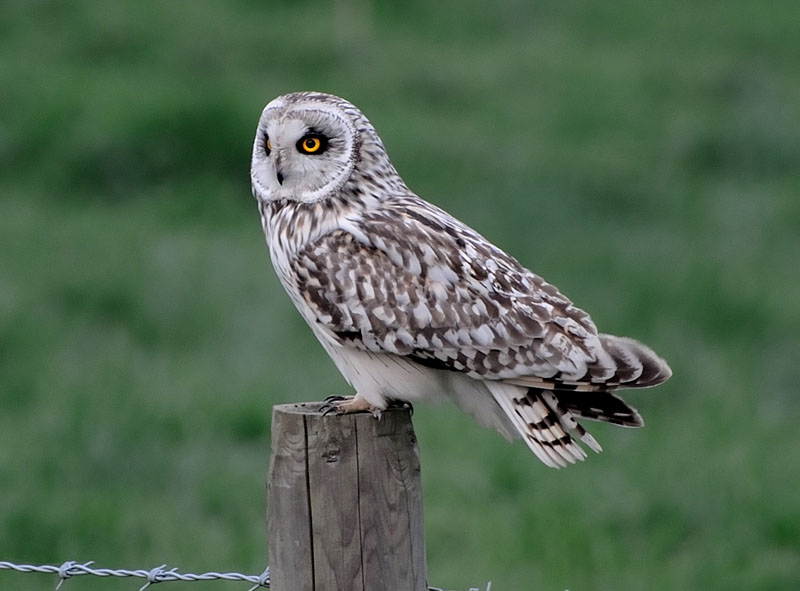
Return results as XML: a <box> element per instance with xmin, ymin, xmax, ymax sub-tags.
<box><xmin>271</xmin><ymin>402</ymin><xmax>412</xmax><ymax>417</ymax></box>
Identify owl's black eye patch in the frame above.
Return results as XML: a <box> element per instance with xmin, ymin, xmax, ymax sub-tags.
<box><xmin>264</xmin><ymin>134</ymin><xmax>271</xmax><ymax>156</ymax></box>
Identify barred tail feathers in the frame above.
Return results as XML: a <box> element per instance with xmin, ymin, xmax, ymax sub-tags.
<box><xmin>486</xmin><ymin>382</ymin><xmax>602</xmax><ymax>469</ymax></box>
<box><xmin>556</xmin><ymin>389</ymin><xmax>644</xmax><ymax>427</ymax></box>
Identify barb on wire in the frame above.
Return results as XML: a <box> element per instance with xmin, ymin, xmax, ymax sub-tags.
<box><xmin>0</xmin><ymin>560</ymin><xmax>270</xmax><ymax>589</ymax></box>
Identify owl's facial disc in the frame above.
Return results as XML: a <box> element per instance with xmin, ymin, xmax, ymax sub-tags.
<box><xmin>251</xmin><ymin>101</ymin><xmax>357</xmax><ymax>204</ymax></box>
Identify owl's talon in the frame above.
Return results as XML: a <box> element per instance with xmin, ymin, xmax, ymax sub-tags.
<box><xmin>322</xmin><ymin>394</ymin><xmax>347</xmax><ymax>404</ymax></box>
<box><xmin>320</xmin><ymin>395</ymin><xmax>350</xmax><ymax>416</ymax></box>
<box><xmin>388</xmin><ymin>399</ymin><xmax>414</xmax><ymax>415</ymax></box>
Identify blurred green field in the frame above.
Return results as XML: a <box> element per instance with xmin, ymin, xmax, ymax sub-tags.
<box><xmin>1</xmin><ymin>1</ymin><xmax>799</xmax><ymax>589</ymax></box>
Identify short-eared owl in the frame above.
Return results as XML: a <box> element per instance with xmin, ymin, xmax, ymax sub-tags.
<box><xmin>250</xmin><ymin>92</ymin><xmax>671</xmax><ymax>468</ymax></box>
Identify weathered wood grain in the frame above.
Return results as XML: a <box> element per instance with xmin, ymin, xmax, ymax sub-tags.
<box><xmin>267</xmin><ymin>403</ymin><xmax>427</xmax><ymax>591</ymax></box>
<box><xmin>268</xmin><ymin>406</ymin><xmax>314</xmax><ymax>591</ymax></box>
<box><xmin>306</xmin><ymin>410</ymin><xmax>362</xmax><ymax>590</ymax></box>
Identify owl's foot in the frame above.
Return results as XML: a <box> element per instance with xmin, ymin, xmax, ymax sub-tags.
<box><xmin>320</xmin><ymin>395</ymin><xmax>382</xmax><ymax>418</ymax></box>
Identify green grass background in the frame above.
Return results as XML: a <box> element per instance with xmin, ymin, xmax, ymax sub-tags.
<box><xmin>1</xmin><ymin>1</ymin><xmax>799</xmax><ymax>589</ymax></box>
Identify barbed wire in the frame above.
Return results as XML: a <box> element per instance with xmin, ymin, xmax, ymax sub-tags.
<box><xmin>0</xmin><ymin>560</ymin><xmax>490</xmax><ymax>591</ymax></box>
<box><xmin>429</xmin><ymin>583</ymin><xmax>492</xmax><ymax>591</ymax></box>
<box><xmin>0</xmin><ymin>561</ymin><xmax>270</xmax><ymax>591</ymax></box>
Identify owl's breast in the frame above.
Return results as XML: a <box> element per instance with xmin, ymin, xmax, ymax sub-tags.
<box><xmin>258</xmin><ymin>197</ymin><xmax>350</xmax><ymax>326</ymax></box>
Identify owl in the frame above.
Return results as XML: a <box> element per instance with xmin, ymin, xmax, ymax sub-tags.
<box><xmin>250</xmin><ymin>91</ymin><xmax>671</xmax><ymax>468</ymax></box>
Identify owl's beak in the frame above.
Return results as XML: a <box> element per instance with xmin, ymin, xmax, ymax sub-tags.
<box><xmin>274</xmin><ymin>153</ymin><xmax>285</xmax><ymax>185</ymax></box>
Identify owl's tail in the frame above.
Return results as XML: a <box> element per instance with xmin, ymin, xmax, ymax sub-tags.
<box><xmin>467</xmin><ymin>334</ymin><xmax>671</xmax><ymax>467</ymax></box>
<box><xmin>486</xmin><ymin>381</ymin><xmax>649</xmax><ymax>468</ymax></box>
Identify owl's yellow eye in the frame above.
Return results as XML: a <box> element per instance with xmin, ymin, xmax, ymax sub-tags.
<box><xmin>267</xmin><ymin>139</ymin><xmax>271</xmax><ymax>151</ymax></box>
<box><xmin>301</xmin><ymin>137</ymin><xmax>321</xmax><ymax>153</ymax></box>
<box><xmin>296</xmin><ymin>134</ymin><xmax>328</xmax><ymax>155</ymax></box>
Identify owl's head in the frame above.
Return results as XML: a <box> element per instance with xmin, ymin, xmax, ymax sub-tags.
<box><xmin>251</xmin><ymin>92</ymin><xmax>395</xmax><ymax>204</ymax></box>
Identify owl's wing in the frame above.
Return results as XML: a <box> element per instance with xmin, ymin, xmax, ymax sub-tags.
<box><xmin>294</xmin><ymin>198</ymin><xmax>666</xmax><ymax>391</ymax></box>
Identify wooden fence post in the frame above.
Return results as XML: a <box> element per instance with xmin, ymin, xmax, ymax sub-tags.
<box><xmin>267</xmin><ymin>402</ymin><xmax>427</xmax><ymax>591</ymax></box>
